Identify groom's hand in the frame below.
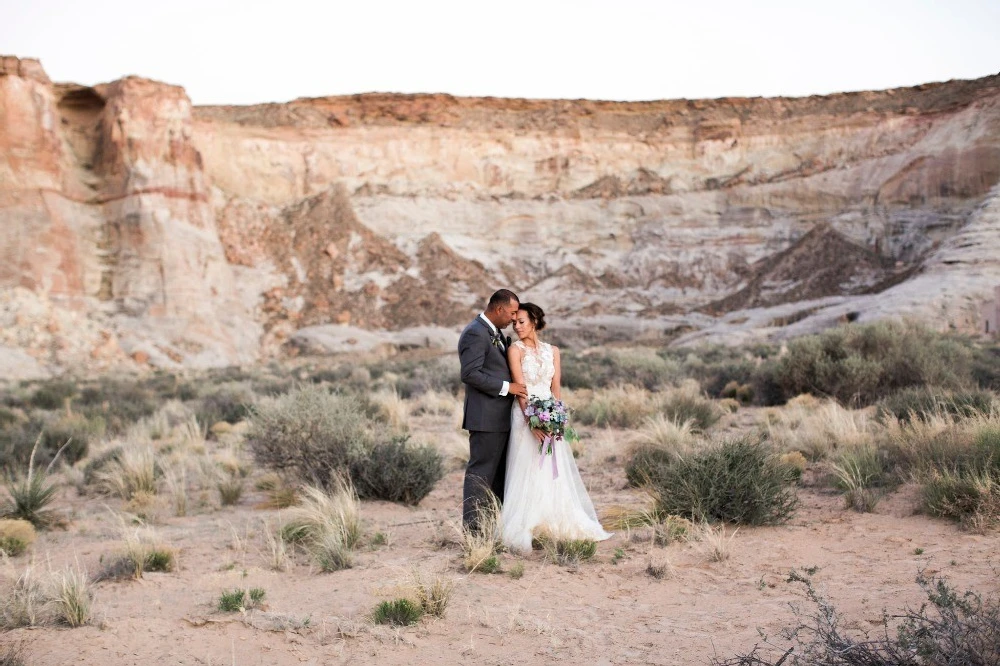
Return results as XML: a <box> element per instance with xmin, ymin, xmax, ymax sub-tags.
<box><xmin>509</xmin><ymin>382</ymin><xmax>528</xmax><ymax>398</ymax></box>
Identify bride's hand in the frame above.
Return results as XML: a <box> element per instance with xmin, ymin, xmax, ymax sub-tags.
<box><xmin>531</xmin><ymin>428</ymin><xmax>546</xmax><ymax>444</ymax></box>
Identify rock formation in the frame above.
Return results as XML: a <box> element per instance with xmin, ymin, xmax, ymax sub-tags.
<box><xmin>2</xmin><ymin>55</ymin><xmax>999</xmax><ymax>376</ymax></box>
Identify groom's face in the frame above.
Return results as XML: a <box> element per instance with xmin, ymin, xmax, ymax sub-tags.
<box><xmin>499</xmin><ymin>300</ymin><xmax>519</xmax><ymax>328</ymax></box>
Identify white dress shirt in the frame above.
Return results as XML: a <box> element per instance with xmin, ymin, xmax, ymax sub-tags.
<box><xmin>479</xmin><ymin>313</ymin><xmax>510</xmax><ymax>396</ymax></box>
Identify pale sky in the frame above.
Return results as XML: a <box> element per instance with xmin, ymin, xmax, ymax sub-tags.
<box><xmin>3</xmin><ymin>0</ymin><xmax>999</xmax><ymax>106</ymax></box>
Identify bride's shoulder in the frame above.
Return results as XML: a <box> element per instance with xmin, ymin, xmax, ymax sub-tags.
<box><xmin>544</xmin><ymin>341</ymin><xmax>559</xmax><ymax>355</ymax></box>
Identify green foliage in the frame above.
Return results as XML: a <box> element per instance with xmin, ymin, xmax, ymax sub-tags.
<box><xmin>77</xmin><ymin>378</ymin><xmax>158</xmax><ymax>434</ymax></box>
<box><xmin>197</xmin><ymin>384</ymin><xmax>255</xmax><ymax>426</ymax></box>
<box><xmin>218</xmin><ymin>588</ymin><xmax>265</xmax><ymax>612</ymax></box>
<box><xmin>759</xmin><ymin>320</ymin><xmax>973</xmax><ymax>406</ymax></box>
<box><xmin>561</xmin><ymin>349</ymin><xmax>680</xmax><ymax>390</ymax></box>
<box><xmin>3</xmin><ymin>472</ymin><xmax>59</xmax><ymax>529</ymax></box>
<box><xmin>547</xmin><ymin>538</ymin><xmax>598</xmax><ymax>566</ymax></box>
<box><xmin>142</xmin><ymin>548</ymin><xmax>176</xmax><ymax>573</ymax></box>
<box><xmin>246</xmin><ymin>386</ymin><xmax>383</xmax><ymax>488</ymax></box>
<box><xmin>877</xmin><ymin>387</ymin><xmax>996</xmax><ymax>423</ymax></box>
<box><xmin>349</xmin><ymin>436</ymin><xmax>444</xmax><ymax>505</ymax></box>
<box><xmin>923</xmin><ymin>468</ymin><xmax>999</xmax><ymax>530</ymax></box>
<box><xmin>28</xmin><ymin>381</ymin><xmax>77</xmax><ymax>410</ymax></box>
<box><xmin>649</xmin><ymin>435</ymin><xmax>799</xmax><ymax>525</ymax></box>
<box><xmin>371</xmin><ymin>598</ymin><xmax>423</xmax><ymax>626</ymax></box>
<box><xmin>625</xmin><ymin>446</ymin><xmax>676</xmax><ymax>488</ymax></box>
<box><xmin>660</xmin><ymin>392</ymin><xmax>720</xmax><ymax>431</ymax></box>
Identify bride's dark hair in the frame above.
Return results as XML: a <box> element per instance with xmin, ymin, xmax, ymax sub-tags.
<box><xmin>519</xmin><ymin>302</ymin><xmax>546</xmax><ymax>331</ymax></box>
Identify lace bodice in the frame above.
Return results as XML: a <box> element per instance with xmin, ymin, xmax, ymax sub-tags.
<box><xmin>514</xmin><ymin>340</ymin><xmax>555</xmax><ymax>397</ymax></box>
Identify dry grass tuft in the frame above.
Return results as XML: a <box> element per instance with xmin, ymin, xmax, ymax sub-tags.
<box><xmin>695</xmin><ymin>522</ymin><xmax>739</xmax><ymax>562</ymax></box>
<box><xmin>0</xmin><ymin>519</ymin><xmax>37</xmax><ymax>557</ymax></box>
<box><xmin>458</xmin><ymin>493</ymin><xmax>503</xmax><ymax>574</ymax></box>
<box><xmin>281</xmin><ymin>478</ymin><xmax>361</xmax><ymax>571</ymax></box>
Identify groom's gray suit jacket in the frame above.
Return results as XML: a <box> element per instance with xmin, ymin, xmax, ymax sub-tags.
<box><xmin>459</xmin><ymin>317</ymin><xmax>514</xmax><ymax>432</ymax></box>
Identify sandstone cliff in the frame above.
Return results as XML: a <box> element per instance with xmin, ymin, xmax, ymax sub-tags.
<box><xmin>2</xmin><ymin>55</ymin><xmax>999</xmax><ymax>375</ymax></box>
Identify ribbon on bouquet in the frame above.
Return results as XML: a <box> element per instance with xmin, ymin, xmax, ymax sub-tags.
<box><xmin>538</xmin><ymin>436</ymin><xmax>560</xmax><ymax>480</ymax></box>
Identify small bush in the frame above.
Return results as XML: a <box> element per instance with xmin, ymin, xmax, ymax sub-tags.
<box><xmin>649</xmin><ymin>435</ymin><xmax>799</xmax><ymax>525</ymax></box>
<box><xmin>372</xmin><ymin>598</ymin><xmax>423</xmax><ymax>626</ymax></box>
<box><xmin>0</xmin><ymin>519</ymin><xmax>36</xmax><ymax>556</ymax></box>
<box><xmin>78</xmin><ymin>379</ymin><xmax>158</xmax><ymax>434</ymax></box>
<box><xmin>218</xmin><ymin>588</ymin><xmax>265</xmax><ymax>612</ymax></box>
<box><xmin>573</xmin><ymin>385</ymin><xmax>660</xmax><ymax>428</ymax></box>
<box><xmin>661</xmin><ymin>383</ymin><xmax>722</xmax><ymax>432</ymax></box>
<box><xmin>923</xmin><ymin>468</ymin><xmax>999</xmax><ymax>531</ymax></box>
<box><xmin>349</xmin><ymin>437</ymin><xmax>444</xmax><ymax>505</ymax></box>
<box><xmin>217</xmin><ymin>475</ymin><xmax>244</xmax><ymax>506</ymax></box>
<box><xmin>716</xmin><ymin>573</ymin><xmax>1000</xmax><ymax>666</ymax></box>
<box><xmin>50</xmin><ymin>566</ymin><xmax>93</xmax><ymax>627</ymax></box>
<box><xmin>197</xmin><ymin>384</ymin><xmax>255</xmax><ymax>426</ymax></box>
<box><xmin>28</xmin><ymin>381</ymin><xmax>77</xmax><ymax>410</ymax></box>
<box><xmin>412</xmin><ymin>574</ymin><xmax>453</xmax><ymax>618</ymax></box>
<box><xmin>39</xmin><ymin>413</ymin><xmax>104</xmax><ymax>465</ymax></box>
<box><xmin>95</xmin><ymin>444</ymin><xmax>157</xmax><ymax>500</ymax></box>
<box><xmin>759</xmin><ymin>320</ymin><xmax>975</xmax><ymax>407</ymax></box>
<box><xmin>247</xmin><ymin>387</ymin><xmax>384</xmax><ymax>488</ymax></box>
<box><xmin>625</xmin><ymin>446</ymin><xmax>677</xmax><ymax>488</ymax></box>
<box><xmin>281</xmin><ymin>481</ymin><xmax>360</xmax><ymax>570</ymax></box>
<box><xmin>4</xmin><ymin>472</ymin><xmax>59</xmax><ymax>529</ymax></box>
<box><xmin>877</xmin><ymin>386</ymin><xmax>996</xmax><ymax>423</ymax></box>
<box><xmin>460</xmin><ymin>494</ymin><xmax>503</xmax><ymax>573</ymax></box>
<box><xmin>551</xmin><ymin>539</ymin><xmax>597</xmax><ymax>566</ymax></box>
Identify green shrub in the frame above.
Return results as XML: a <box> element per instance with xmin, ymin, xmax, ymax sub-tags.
<box><xmin>971</xmin><ymin>343</ymin><xmax>1000</xmax><ymax>391</ymax></box>
<box><xmin>877</xmin><ymin>387</ymin><xmax>996</xmax><ymax>423</ymax></box>
<box><xmin>197</xmin><ymin>384</ymin><xmax>255</xmax><ymax>426</ymax></box>
<box><xmin>372</xmin><ymin>598</ymin><xmax>423</xmax><ymax>626</ymax></box>
<box><xmin>78</xmin><ymin>379</ymin><xmax>158</xmax><ymax>434</ymax></box>
<box><xmin>28</xmin><ymin>381</ymin><xmax>77</xmax><ymax>410</ymax></box>
<box><xmin>561</xmin><ymin>349</ymin><xmax>680</xmax><ymax>391</ymax></box>
<box><xmin>0</xmin><ymin>519</ymin><xmax>36</xmax><ymax>556</ymax></box>
<box><xmin>649</xmin><ymin>435</ymin><xmax>798</xmax><ymax>525</ymax></box>
<box><xmin>246</xmin><ymin>387</ymin><xmax>383</xmax><ymax>488</ymax></box>
<box><xmin>625</xmin><ymin>446</ymin><xmax>676</xmax><ymax>488</ymax></box>
<box><xmin>922</xmin><ymin>468</ymin><xmax>999</xmax><ymax>530</ymax></box>
<box><xmin>349</xmin><ymin>437</ymin><xmax>444</xmax><ymax>505</ymax></box>
<box><xmin>3</xmin><ymin>472</ymin><xmax>59</xmax><ymax>529</ymax></box>
<box><xmin>218</xmin><ymin>588</ymin><xmax>265</xmax><ymax>612</ymax></box>
<box><xmin>39</xmin><ymin>413</ymin><xmax>104</xmax><ymax>465</ymax></box>
<box><xmin>760</xmin><ymin>320</ymin><xmax>973</xmax><ymax>406</ymax></box>
<box><xmin>660</xmin><ymin>392</ymin><xmax>720</xmax><ymax>431</ymax></box>
<box><xmin>552</xmin><ymin>539</ymin><xmax>597</xmax><ymax>566</ymax></box>
<box><xmin>572</xmin><ymin>386</ymin><xmax>660</xmax><ymax>428</ymax></box>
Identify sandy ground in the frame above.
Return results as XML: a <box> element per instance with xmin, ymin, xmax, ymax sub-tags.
<box><xmin>2</xmin><ymin>411</ymin><xmax>998</xmax><ymax>666</ymax></box>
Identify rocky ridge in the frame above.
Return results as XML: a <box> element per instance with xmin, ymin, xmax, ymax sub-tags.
<box><xmin>2</xmin><ymin>56</ymin><xmax>999</xmax><ymax>376</ymax></box>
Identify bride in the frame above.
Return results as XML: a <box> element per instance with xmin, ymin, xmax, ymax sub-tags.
<box><xmin>501</xmin><ymin>302</ymin><xmax>612</xmax><ymax>552</ymax></box>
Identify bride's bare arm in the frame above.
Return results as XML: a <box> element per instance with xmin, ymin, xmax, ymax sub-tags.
<box><xmin>551</xmin><ymin>346</ymin><xmax>562</xmax><ymax>400</ymax></box>
<box><xmin>507</xmin><ymin>345</ymin><xmax>528</xmax><ymax>412</ymax></box>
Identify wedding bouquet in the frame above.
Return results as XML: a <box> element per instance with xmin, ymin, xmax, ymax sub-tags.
<box><xmin>524</xmin><ymin>395</ymin><xmax>570</xmax><ymax>456</ymax></box>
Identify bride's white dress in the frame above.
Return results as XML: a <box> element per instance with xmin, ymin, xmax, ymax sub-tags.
<box><xmin>501</xmin><ymin>340</ymin><xmax>613</xmax><ymax>552</ymax></box>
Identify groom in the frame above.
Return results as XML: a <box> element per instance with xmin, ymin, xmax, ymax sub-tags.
<box><xmin>458</xmin><ymin>289</ymin><xmax>528</xmax><ymax>528</ymax></box>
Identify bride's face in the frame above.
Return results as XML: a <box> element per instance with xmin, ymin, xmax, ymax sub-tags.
<box><xmin>513</xmin><ymin>310</ymin><xmax>535</xmax><ymax>339</ymax></box>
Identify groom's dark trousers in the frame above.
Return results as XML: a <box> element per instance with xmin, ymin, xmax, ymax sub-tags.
<box><xmin>458</xmin><ymin>316</ymin><xmax>514</xmax><ymax>528</ymax></box>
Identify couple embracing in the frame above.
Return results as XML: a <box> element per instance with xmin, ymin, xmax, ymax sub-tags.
<box><xmin>458</xmin><ymin>289</ymin><xmax>612</xmax><ymax>551</ymax></box>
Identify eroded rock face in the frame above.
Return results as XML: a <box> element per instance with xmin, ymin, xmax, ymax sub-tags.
<box><xmin>1</xmin><ymin>58</ymin><xmax>260</xmax><ymax>373</ymax></box>
<box><xmin>195</xmin><ymin>77</ymin><xmax>1000</xmax><ymax>334</ymax></box>
<box><xmin>2</xmin><ymin>55</ymin><xmax>1000</xmax><ymax>374</ymax></box>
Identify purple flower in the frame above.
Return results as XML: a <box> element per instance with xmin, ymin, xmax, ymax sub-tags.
<box><xmin>540</xmin><ymin>412</ymin><xmax>550</xmax><ymax>422</ymax></box>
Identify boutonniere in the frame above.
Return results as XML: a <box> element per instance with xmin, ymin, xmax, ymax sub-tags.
<box><xmin>490</xmin><ymin>333</ymin><xmax>503</xmax><ymax>348</ymax></box>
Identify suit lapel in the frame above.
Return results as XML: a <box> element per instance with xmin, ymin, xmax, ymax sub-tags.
<box><xmin>475</xmin><ymin>317</ymin><xmax>506</xmax><ymax>354</ymax></box>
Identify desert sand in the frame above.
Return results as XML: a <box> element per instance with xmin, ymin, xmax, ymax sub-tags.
<box><xmin>2</xmin><ymin>407</ymin><xmax>997</xmax><ymax>666</ymax></box>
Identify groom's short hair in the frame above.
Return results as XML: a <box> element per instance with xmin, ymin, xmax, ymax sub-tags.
<box><xmin>487</xmin><ymin>289</ymin><xmax>519</xmax><ymax>312</ymax></box>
